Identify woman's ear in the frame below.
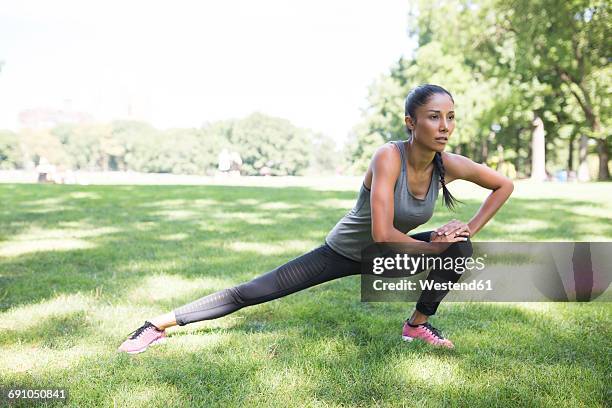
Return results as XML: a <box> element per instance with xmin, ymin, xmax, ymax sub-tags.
<box><xmin>405</xmin><ymin>116</ymin><xmax>415</xmax><ymax>131</ymax></box>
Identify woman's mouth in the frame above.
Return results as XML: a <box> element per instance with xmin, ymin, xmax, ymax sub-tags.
<box><xmin>435</xmin><ymin>137</ymin><xmax>448</xmax><ymax>144</ymax></box>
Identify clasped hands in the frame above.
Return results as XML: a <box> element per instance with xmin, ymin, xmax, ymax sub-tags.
<box><xmin>430</xmin><ymin>219</ymin><xmax>471</xmax><ymax>243</ymax></box>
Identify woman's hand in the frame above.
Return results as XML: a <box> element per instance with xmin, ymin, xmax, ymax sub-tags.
<box><xmin>431</xmin><ymin>219</ymin><xmax>471</xmax><ymax>241</ymax></box>
<box><xmin>428</xmin><ymin>222</ymin><xmax>468</xmax><ymax>254</ymax></box>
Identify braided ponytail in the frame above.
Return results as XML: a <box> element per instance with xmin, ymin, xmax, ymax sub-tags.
<box><xmin>433</xmin><ymin>151</ymin><xmax>460</xmax><ymax>211</ymax></box>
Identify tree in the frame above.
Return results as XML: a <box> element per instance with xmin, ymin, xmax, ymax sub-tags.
<box><xmin>0</xmin><ymin>130</ymin><xmax>21</xmax><ymax>169</ymax></box>
<box><xmin>493</xmin><ymin>0</ymin><xmax>611</xmax><ymax>179</ymax></box>
<box><xmin>110</xmin><ymin>121</ymin><xmax>157</xmax><ymax>172</ymax></box>
<box><xmin>308</xmin><ymin>132</ymin><xmax>339</xmax><ymax>175</ymax></box>
<box><xmin>349</xmin><ymin>0</ymin><xmax>609</xmax><ymax>180</ymax></box>
<box><xmin>229</xmin><ymin>113</ymin><xmax>312</xmax><ymax>176</ymax></box>
<box><xmin>20</xmin><ymin>128</ymin><xmax>71</xmax><ymax>168</ymax></box>
<box><xmin>348</xmin><ymin>0</ymin><xmax>501</xmax><ymax>172</ymax></box>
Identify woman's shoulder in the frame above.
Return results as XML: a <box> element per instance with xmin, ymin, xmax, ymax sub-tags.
<box><xmin>441</xmin><ymin>151</ymin><xmax>472</xmax><ymax>165</ymax></box>
<box><xmin>440</xmin><ymin>152</ymin><xmax>479</xmax><ymax>182</ymax></box>
<box><xmin>372</xmin><ymin>141</ymin><xmax>402</xmax><ymax>164</ymax></box>
<box><xmin>365</xmin><ymin>141</ymin><xmax>402</xmax><ymax>186</ymax></box>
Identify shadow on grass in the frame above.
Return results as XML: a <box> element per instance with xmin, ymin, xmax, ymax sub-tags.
<box><xmin>2</xmin><ymin>302</ymin><xmax>609</xmax><ymax>406</ymax></box>
<box><xmin>0</xmin><ymin>184</ymin><xmax>611</xmax><ymax>405</ymax></box>
<box><xmin>0</xmin><ymin>311</ymin><xmax>92</xmax><ymax>349</ymax></box>
<box><xmin>1</xmin><ymin>184</ymin><xmax>611</xmax><ymax>313</ymax></box>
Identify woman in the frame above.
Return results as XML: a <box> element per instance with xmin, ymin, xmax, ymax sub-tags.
<box><xmin>118</xmin><ymin>84</ymin><xmax>513</xmax><ymax>353</ymax></box>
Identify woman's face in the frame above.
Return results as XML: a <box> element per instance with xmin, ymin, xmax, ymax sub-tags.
<box><xmin>405</xmin><ymin>92</ymin><xmax>455</xmax><ymax>153</ymax></box>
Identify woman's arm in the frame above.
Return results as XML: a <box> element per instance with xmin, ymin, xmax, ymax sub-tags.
<box><xmin>369</xmin><ymin>145</ymin><xmax>465</xmax><ymax>254</ymax></box>
<box><xmin>442</xmin><ymin>152</ymin><xmax>514</xmax><ymax>237</ymax></box>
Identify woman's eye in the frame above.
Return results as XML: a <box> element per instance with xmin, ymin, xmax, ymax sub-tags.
<box><xmin>449</xmin><ymin>116</ymin><xmax>455</xmax><ymax>120</ymax></box>
<box><xmin>430</xmin><ymin>115</ymin><xmax>438</xmax><ymax>119</ymax></box>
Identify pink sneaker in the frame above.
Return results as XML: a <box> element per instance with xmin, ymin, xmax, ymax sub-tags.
<box><xmin>402</xmin><ymin>321</ymin><xmax>454</xmax><ymax>349</ymax></box>
<box><xmin>118</xmin><ymin>321</ymin><xmax>167</xmax><ymax>354</ymax></box>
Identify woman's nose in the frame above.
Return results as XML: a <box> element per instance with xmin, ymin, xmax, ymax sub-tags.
<box><xmin>440</xmin><ymin>118</ymin><xmax>448</xmax><ymax>131</ymax></box>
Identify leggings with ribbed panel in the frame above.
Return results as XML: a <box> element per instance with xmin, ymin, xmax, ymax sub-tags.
<box><xmin>173</xmin><ymin>231</ymin><xmax>473</xmax><ymax>326</ymax></box>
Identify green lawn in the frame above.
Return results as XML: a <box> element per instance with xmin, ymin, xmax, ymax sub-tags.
<box><xmin>0</xmin><ymin>181</ymin><xmax>611</xmax><ymax>407</ymax></box>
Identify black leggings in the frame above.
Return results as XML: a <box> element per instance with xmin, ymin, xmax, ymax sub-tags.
<box><xmin>173</xmin><ymin>231</ymin><xmax>473</xmax><ymax>326</ymax></box>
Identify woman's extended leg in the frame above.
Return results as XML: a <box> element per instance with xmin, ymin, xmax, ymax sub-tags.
<box><xmin>119</xmin><ymin>242</ymin><xmax>362</xmax><ymax>353</ymax></box>
<box><xmin>171</xmin><ymin>243</ymin><xmax>361</xmax><ymax>326</ymax></box>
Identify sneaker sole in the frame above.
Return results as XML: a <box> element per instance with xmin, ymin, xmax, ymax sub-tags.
<box><xmin>124</xmin><ymin>337</ymin><xmax>167</xmax><ymax>355</ymax></box>
<box><xmin>401</xmin><ymin>335</ymin><xmax>453</xmax><ymax>348</ymax></box>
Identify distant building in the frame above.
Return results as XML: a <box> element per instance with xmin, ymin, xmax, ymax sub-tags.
<box><xmin>18</xmin><ymin>107</ymin><xmax>94</xmax><ymax>129</ymax></box>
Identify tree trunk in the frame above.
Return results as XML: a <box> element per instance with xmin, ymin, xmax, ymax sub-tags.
<box><xmin>496</xmin><ymin>144</ymin><xmax>508</xmax><ymax>177</ymax></box>
<box><xmin>577</xmin><ymin>134</ymin><xmax>590</xmax><ymax>182</ymax></box>
<box><xmin>568</xmin><ymin>133</ymin><xmax>575</xmax><ymax>171</ymax></box>
<box><xmin>515</xmin><ymin>128</ymin><xmax>522</xmax><ymax>177</ymax></box>
<box><xmin>496</xmin><ymin>144</ymin><xmax>505</xmax><ymax>168</ymax></box>
<box><xmin>481</xmin><ymin>138</ymin><xmax>488</xmax><ymax>164</ymax></box>
<box><xmin>531</xmin><ymin>116</ymin><xmax>547</xmax><ymax>181</ymax></box>
<box><xmin>562</xmin><ymin>75</ymin><xmax>604</xmax><ymax>182</ymax></box>
<box><xmin>526</xmin><ymin>130</ymin><xmax>532</xmax><ymax>178</ymax></box>
<box><xmin>472</xmin><ymin>143</ymin><xmax>479</xmax><ymax>164</ymax></box>
<box><xmin>596</xmin><ymin>138</ymin><xmax>610</xmax><ymax>180</ymax></box>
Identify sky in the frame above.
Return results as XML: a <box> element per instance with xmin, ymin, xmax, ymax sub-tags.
<box><xmin>0</xmin><ymin>0</ymin><xmax>416</xmax><ymax>146</ymax></box>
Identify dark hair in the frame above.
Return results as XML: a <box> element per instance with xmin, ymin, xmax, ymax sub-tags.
<box><xmin>404</xmin><ymin>84</ymin><xmax>460</xmax><ymax>211</ymax></box>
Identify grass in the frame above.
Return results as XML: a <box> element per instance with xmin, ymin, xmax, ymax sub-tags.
<box><xmin>0</xmin><ymin>180</ymin><xmax>611</xmax><ymax>407</ymax></box>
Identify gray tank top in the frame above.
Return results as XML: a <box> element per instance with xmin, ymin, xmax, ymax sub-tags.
<box><xmin>325</xmin><ymin>140</ymin><xmax>439</xmax><ymax>261</ymax></box>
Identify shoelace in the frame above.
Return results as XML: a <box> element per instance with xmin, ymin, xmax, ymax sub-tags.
<box><xmin>127</xmin><ymin>322</ymin><xmax>156</xmax><ymax>340</ymax></box>
<box><xmin>422</xmin><ymin>322</ymin><xmax>445</xmax><ymax>340</ymax></box>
